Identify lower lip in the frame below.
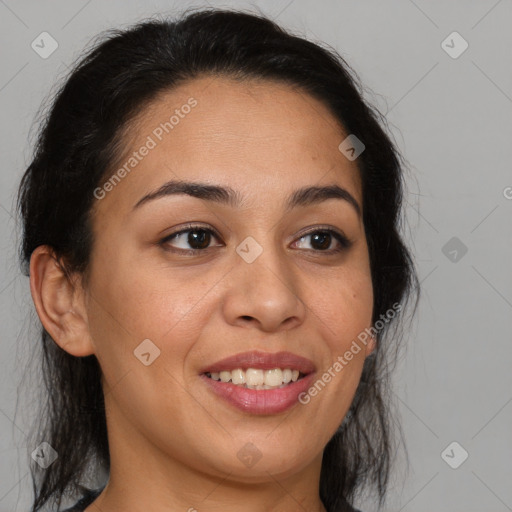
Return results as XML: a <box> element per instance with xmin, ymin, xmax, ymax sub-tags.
<box><xmin>200</xmin><ymin>373</ymin><xmax>316</xmax><ymax>415</ymax></box>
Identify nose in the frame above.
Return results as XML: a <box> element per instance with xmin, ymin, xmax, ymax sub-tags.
<box><xmin>221</xmin><ymin>238</ymin><xmax>307</xmax><ymax>333</ymax></box>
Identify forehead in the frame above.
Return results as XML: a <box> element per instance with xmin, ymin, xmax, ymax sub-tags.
<box><xmin>94</xmin><ymin>75</ymin><xmax>363</xmax><ymax>217</ymax></box>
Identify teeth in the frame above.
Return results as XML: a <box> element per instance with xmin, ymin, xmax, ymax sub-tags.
<box><xmin>206</xmin><ymin>367</ymin><xmax>304</xmax><ymax>388</ymax></box>
<box><xmin>246</xmin><ymin>368</ymin><xmax>264</xmax><ymax>386</ymax></box>
<box><xmin>231</xmin><ymin>368</ymin><xmax>245</xmax><ymax>385</ymax></box>
<box><xmin>264</xmin><ymin>368</ymin><xmax>283</xmax><ymax>387</ymax></box>
<box><xmin>219</xmin><ymin>371</ymin><xmax>231</xmax><ymax>383</ymax></box>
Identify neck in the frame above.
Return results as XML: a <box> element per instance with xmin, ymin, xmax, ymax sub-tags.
<box><xmin>87</xmin><ymin>397</ymin><xmax>327</xmax><ymax>512</ymax></box>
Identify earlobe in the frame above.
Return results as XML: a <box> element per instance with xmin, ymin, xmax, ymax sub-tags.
<box><xmin>365</xmin><ymin>333</ymin><xmax>377</xmax><ymax>357</ymax></box>
<box><xmin>29</xmin><ymin>245</ymin><xmax>95</xmax><ymax>357</ymax></box>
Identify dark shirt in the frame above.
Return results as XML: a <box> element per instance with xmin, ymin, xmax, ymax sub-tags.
<box><xmin>62</xmin><ymin>487</ymin><xmax>363</xmax><ymax>512</ymax></box>
<box><xmin>61</xmin><ymin>488</ymin><xmax>103</xmax><ymax>511</ymax></box>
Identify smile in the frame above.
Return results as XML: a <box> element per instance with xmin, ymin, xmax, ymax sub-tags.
<box><xmin>199</xmin><ymin>350</ymin><xmax>316</xmax><ymax>415</ymax></box>
<box><xmin>204</xmin><ymin>367</ymin><xmax>304</xmax><ymax>389</ymax></box>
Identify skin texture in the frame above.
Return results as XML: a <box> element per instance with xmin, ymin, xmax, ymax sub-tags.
<box><xmin>30</xmin><ymin>76</ymin><xmax>375</xmax><ymax>512</ymax></box>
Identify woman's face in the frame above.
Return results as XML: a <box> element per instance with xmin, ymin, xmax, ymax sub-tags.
<box><xmin>84</xmin><ymin>76</ymin><xmax>374</xmax><ymax>483</ymax></box>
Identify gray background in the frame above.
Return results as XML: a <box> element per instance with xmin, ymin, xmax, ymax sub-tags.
<box><xmin>1</xmin><ymin>0</ymin><xmax>511</xmax><ymax>511</ymax></box>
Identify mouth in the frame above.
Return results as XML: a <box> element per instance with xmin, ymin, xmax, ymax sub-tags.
<box><xmin>203</xmin><ymin>368</ymin><xmax>307</xmax><ymax>390</ymax></box>
<box><xmin>199</xmin><ymin>350</ymin><xmax>316</xmax><ymax>415</ymax></box>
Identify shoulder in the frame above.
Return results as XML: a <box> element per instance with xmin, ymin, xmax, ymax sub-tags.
<box><xmin>60</xmin><ymin>489</ymin><xmax>364</xmax><ymax>512</ymax></box>
<box><xmin>60</xmin><ymin>487</ymin><xmax>103</xmax><ymax>512</ymax></box>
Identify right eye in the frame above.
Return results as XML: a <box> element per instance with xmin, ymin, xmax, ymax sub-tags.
<box><xmin>159</xmin><ymin>224</ymin><xmax>224</xmax><ymax>254</ymax></box>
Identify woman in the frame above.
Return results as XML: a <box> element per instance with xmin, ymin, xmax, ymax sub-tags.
<box><xmin>17</xmin><ymin>7</ymin><xmax>419</xmax><ymax>512</ymax></box>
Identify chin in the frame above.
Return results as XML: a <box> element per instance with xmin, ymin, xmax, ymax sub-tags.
<box><xmin>200</xmin><ymin>442</ymin><xmax>321</xmax><ymax>483</ymax></box>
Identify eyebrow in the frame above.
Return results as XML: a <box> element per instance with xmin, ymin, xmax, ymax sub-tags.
<box><xmin>132</xmin><ymin>180</ymin><xmax>361</xmax><ymax>217</ymax></box>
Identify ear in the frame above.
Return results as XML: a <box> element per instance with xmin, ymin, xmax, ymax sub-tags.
<box><xmin>365</xmin><ymin>333</ymin><xmax>377</xmax><ymax>357</ymax></box>
<box><xmin>29</xmin><ymin>245</ymin><xmax>95</xmax><ymax>357</ymax></box>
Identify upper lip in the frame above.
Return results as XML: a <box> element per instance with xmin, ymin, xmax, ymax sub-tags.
<box><xmin>200</xmin><ymin>350</ymin><xmax>316</xmax><ymax>374</ymax></box>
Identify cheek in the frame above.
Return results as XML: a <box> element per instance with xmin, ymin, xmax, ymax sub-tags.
<box><xmin>86</xmin><ymin>236</ymin><xmax>223</xmax><ymax>380</ymax></box>
<box><xmin>85</xmin><ymin>254</ymin><xmax>207</xmax><ymax>438</ymax></box>
<box><xmin>89</xmin><ymin>239</ymin><xmax>183</xmax><ymax>334</ymax></box>
<box><xmin>298</xmin><ymin>260</ymin><xmax>373</xmax><ymax>422</ymax></box>
<box><xmin>307</xmin><ymin>262</ymin><xmax>374</xmax><ymax>349</ymax></box>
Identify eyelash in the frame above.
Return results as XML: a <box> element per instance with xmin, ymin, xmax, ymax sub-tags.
<box><xmin>158</xmin><ymin>223</ymin><xmax>353</xmax><ymax>255</ymax></box>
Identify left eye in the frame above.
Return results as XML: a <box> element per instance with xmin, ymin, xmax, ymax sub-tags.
<box><xmin>159</xmin><ymin>225</ymin><xmax>352</xmax><ymax>254</ymax></box>
<box><xmin>293</xmin><ymin>229</ymin><xmax>351</xmax><ymax>252</ymax></box>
